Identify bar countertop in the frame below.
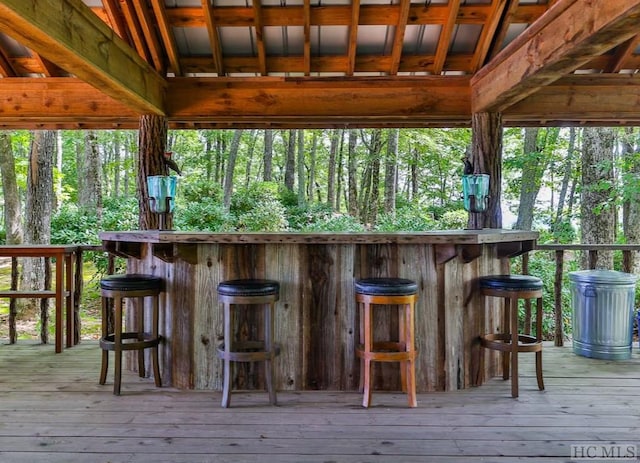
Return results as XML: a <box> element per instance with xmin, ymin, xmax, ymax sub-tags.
<box><xmin>99</xmin><ymin>228</ymin><xmax>538</xmax><ymax>245</ymax></box>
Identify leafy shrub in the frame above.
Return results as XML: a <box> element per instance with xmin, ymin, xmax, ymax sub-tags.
<box><xmin>298</xmin><ymin>212</ymin><xmax>365</xmax><ymax>232</ymax></box>
<box><xmin>230</xmin><ymin>182</ymin><xmax>280</xmax><ymax>214</ymax></box>
<box><xmin>436</xmin><ymin>209</ymin><xmax>468</xmax><ymax>230</ymax></box>
<box><xmin>375</xmin><ymin>203</ymin><xmax>436</xmax><ymax>232</ymax></box>
<box><xmin>286</xmin><ymin>202</ymin><xmax>334</xmax><ymax>231</ymax></box>
<box><xmin>175</xmin><ymin>200</ymin><xmax>235</xmax><ymax>232</ymax></box>
<box><xmin>51</xmin><ymin>204</ymin><xmax>100</xmax><ymax>244</ymax></box>
<box><xmin>179</xmin><ymin>178</ymin><xmax>223</xmax><ymax>203</ymax></box>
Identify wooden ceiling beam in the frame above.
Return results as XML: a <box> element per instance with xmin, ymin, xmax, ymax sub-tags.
<box><xmin>166</xmin><ymin>77</ymin><xmax>471</xmax><ymax>121</ymax></box>
<box><xmin>432</xmin><ymin>0</ymin><xmax>461</xmax><ymax>75</ymax></box>
<box><xmin>102</xmin><ymin>0</ymin><xmax>132</xmax><ymax>44</ymax></box>
<box><xmin>303</xmin><ymin>0</ymin><xmax>311</xmax><ymax>76</ymax></box>
<box><xmin>160</xmin><ymin>4</ymin><xmax>546</xmax><ymax>28</ymax></box>
<box><xmin>471</xmin><ymin>0</ymin><xmax>640</xmax><ymax>113</ymax></box>
<box><xmin>389</xmin><ymin>0</ymin><xmax>411</xmax><ymax>75</ymax></box>
<box><xmin>346</xmin><ymin>0</ymin><xmax>360</xmax><ymax>76</ymax></box>
<box><xmin>201</xmin><ymin>0</ymin><xmax>224</xmax><ymax>76</ymax></box>
<box><xmin>1</xmin><ymin>75</ymin><xmax>640</xmax><ymax>128</ymax></box>
<box><xmin>150</xmin><ymin>0</ymin><xmax>182</xmax><ymax>76</ymax></box>
<box><xmin>470</xmin><ymin>0</ymin><xmax>509</xmax><ymax>72</ymax></box>
<box><xmin>504</xmin><ymin>75</ymin><xmax>640</xmax><ymax>123</ymax></box>
<box><xmin>130</xmin><ymin>0</ymin><xmax>165</xmax><ymax>73</ymax></box>
<box><xmin>252</xmin><ymin>0</ymin><xmax>267</xmax><ymax>76</ymax></box>
<box><xmin>0</xmin><ymin>0</ymin><xmax>166</xmax><ymax>115</ymax></box>
<box><xmin>120</xmin><ymin>0</ymin><xmax>152</xmax><ymax>64</ymax></box>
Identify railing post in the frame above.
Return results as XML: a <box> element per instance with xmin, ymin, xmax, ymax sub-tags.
<box><xmin>9</xmin><ymin>257</ymin><xmax>18</xmax><ymax>344</ymax></box>
<box><xmin>554</xmin><ymin>250</ymin><xmax>564</xmax><ymax>347</ymax></box>
<box><xmin>522</xmin><ymin>253</ymin><xmax>532</xmax><ymax>335</ymax></box>
<box><xmin>41</xmin><ymin>257</ymin><xmax>51</xmax><ymax>344</ymax></box>
<box><xmin>622</xmin><ymin>250</ymin><xmax>632</xmax><ymax>273</ymax></box>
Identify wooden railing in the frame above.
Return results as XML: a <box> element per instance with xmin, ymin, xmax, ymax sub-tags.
<box><xmin>525</xmin><ymin>244</ymin><xmax>640</xmax><ymax>347</ymax></box>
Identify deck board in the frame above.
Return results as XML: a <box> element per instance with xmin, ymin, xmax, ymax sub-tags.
<box><xmin>0</xmin><ymin>341</ymin><xmax>639</xmax><ymax>462</ymax></box>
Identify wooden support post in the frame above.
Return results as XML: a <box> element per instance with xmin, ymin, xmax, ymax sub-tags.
<box><xmin>138</xmin><ymin>114</ymin><xmax>169</xmax><ymax>231</ymax></box>
<box><xmin>469</xmin><ymin>112</ymin><xmax>503</xmax><ymax>229</ymax></box>
<box><xmin>554</xmin><ymin>250</ymin><xmax>564</xmax><ymax>347</ymax></box>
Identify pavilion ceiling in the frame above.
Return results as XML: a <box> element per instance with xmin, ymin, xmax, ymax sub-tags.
<box><xmin>0</xmin><ymin>0</ymin><xmax>639</xmax><ymax>129</ymax></box>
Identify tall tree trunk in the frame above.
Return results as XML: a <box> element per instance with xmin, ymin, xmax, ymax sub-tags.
<box><xmin>244</xmin><ymin>129</ymin><xmax>257</xmax><ymax>187</ymax></box>
<box><xmin>410</xmin><ymin>147</ymin><xmax>418</xmax><ymax>201</ymax></box>
<box><xmin>308</xmin><ymin>131</ymin><xmax>318</xmax><ymax>202</ymax></box>
<box><xmin>223</xmin><ymin>129</ymin><xmax>243</xmax><ymax>210</ymax></box>
<box><xmin>335</xmin><ymin>130</ymin><xmax>345</xmax><ymax>211</ymax></box>
<box><xmin>79</xmin><ymin>130</ymin><xmax>103</xmax><ymax>217</ymax></box>
<box><xmin>347</xmin><ymin>129</ymin><xmax>359</xmax><ymax>216</ymax></box>
<box><xmin>23</xmin><ymin>130</ymin><xmax>55</xmax><ymax>335</ymax></box>
<box><xmin>514</xmin><ymin>127</ymin><xmax>543</xmax><ymax>230</ymax></box>
<box><xmin>137</xmin><ymin>115</ymin><xmax>168</xmax><ymax>230</ymax></box>
<box><xmin>284</xmin><ymin>129</ymin><xmax>295</xmax><ymax>192</ymax></box>
<box><xmin>469</xmin><ymin>112</ymin><xmax>503</xmax><ymax>229</ymax></box>
<box><xmin>0</xmin><ymin>132</ymin><xmax>23</xmax><ymax>244</ymax></box>
<box><xmin>384</xmin><ymin>128</ymin><xmax>398</xmax><ymax>214</ymax></box>
<box><xmin>553</xmin><ymin>126</ymin><xmax>576</xmax><ymax>234</ymax></box>
<box><xmin>622</xmin><ymin>128</ymin><xmax>640</xmax><ymax>273</ymax></box>
<box><xmin>581</xmin><ymin>127</ymin><xmax>616</xmax><ymax>268</ymax></box>
<box><xmin>297</xmin><ymin>129</ymin><xmax>306</xmax><ymax>206</ymax></box>
<box><xmin>263</xmin><ymin>129</ymin><xmax>273</xmax><ymax>182</ymax></box>
<box><xmin>327</xmin><ymin>129</ymin><xmax>340</xmax><ymax>208</ymax></box>
<box><xmin>112</xmin><ymin>130</ymin><xmax>122</xmax><ymax>198</ymax></box>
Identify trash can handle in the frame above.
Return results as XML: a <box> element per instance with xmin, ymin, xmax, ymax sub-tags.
<box><xmin>584</xmin><ymin>284</ymin><xmax>597</xmax><ymax>297</ymax></box>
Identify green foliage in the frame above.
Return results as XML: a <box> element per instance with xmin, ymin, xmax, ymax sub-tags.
<box><xmin>51</xmin><ymin>205</ymin><xmax>100</xmax><ymax>245</ymax></box>
<box><xmin>298</xmin><ymin>212</ymin><xmax>365</xmax><ymax>232</ymax></box>
<box><xmin>436</xmin><ymin>209</ymin><xmax>468</xmax><ymax>230</ymax></box>
<box><xmin>511</xmin><ymin>251</ymin><xmax>579</xmax><ymax>341</ymax></box>
<box><xmin>175</xmin><ymin>200</ymin><xmax>234</xmax><ymax>231</ymax></box>
<box><xmin>179</xmin><ymin>179</ymin><xmax>223</xmax><ymax>203</ymax></box>
<box><xmin>229</xmin><ymin>182</ymin><xmax>288</xmax><ymax>231</ymax></box>
<box><xmin>375</xmin><ymin>202</ymin><xmax>436</xmax><ymax>232</ymax></box>
<box><xmin>99</xmin><ymin>196</ymin><xmax>140</xmax><ymax>232</ymax></box>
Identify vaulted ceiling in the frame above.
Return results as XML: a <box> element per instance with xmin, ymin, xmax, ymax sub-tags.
<box><xmin>0</xmin><ymin>0</ymin><xmax>639</xmax><ymax>129</ymax></box>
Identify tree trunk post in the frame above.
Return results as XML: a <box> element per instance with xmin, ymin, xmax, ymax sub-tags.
<box><xmin>138</xmin><ymin>115</ymin><xmax>169</xmax><ymax>230</ymax></box>
<box><xmin>468</xmin><ymin>112</ymin><xmax>503</xmax><ymax>229</ymax></box>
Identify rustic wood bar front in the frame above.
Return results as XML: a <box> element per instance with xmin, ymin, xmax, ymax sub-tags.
<box><xmin>99</xmin><ymin>230</ymin><xmax>537</xmax><ymax>393</ymax></box>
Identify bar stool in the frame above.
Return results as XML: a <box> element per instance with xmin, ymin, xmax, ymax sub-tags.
<box><xmin>99</xmin><ymin>274</ymin><xmax>163</xmax><ymax>395</ymax></box>
<box><xmin>479</xmin><ymin>274</ymin><xmax>544</xmax><ymax>398</ymax></box>
<box><xmin>217</xmin><ymin>279</ymin><xmax>280</xmax><ymax>408</ymax></box>
<box><xmin>355</xmin><ymin>277</ymin><xmax>418</xmax><ymax>408</ymax></box>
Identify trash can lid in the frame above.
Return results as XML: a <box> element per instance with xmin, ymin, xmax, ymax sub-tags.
<box><xmin>568</xmin><ymin>269</ymin><xmax>638</xmax><ymax>285</ymax></box>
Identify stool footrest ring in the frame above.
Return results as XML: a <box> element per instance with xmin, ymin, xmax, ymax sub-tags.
<box><xmin>481</xmin><ymin>333</ymin><xmax>543</xmax><ymax>353</ymax></box>
<box><xmin>100</xmin><ymin>332</ymin><xmax>161</xmax><ymax>351</ymax></box>
<box><xmin>217</xmin><ymin>341</ymin><xmax>281</xmax><ymax>362</ymax></box>
<box><xmin>356</xmin><ymin>342</ymin><xmax>417</xmax><ymax>362</ymax></box>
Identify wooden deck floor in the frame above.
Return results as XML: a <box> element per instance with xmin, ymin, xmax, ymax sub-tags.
<box><xmin>0</xmin><ymin>341</ymin><xmax>639</xmax><ymax>463</ymax></box>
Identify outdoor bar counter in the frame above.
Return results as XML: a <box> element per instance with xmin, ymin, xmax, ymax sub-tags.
<box><xmin>99</xmin><ymin>229</ymin><xmax>538</xmax><ymax>392</ymax></box>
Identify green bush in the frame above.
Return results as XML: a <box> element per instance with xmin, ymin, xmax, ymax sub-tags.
<box><xmin>175</xmin><ymin>200</ymin><xmax>235</xmax><ymax>232</ymax></box>
<box><xmin>375</xmin><ymin>203</ymin><xmax>436</xmax><ymax>232</ymax></box>
<box><xmin>298</xmin><ymin>212</ymin><xmax>365</xmax><ymax>232</ymax></box>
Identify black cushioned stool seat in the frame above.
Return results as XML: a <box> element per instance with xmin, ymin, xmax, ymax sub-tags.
<box><xmin>217</xmin><ymin>279</ymin><xmax>281</xmax><ymax>408</ymax></box>
<box><xmin>479</xmin><ymin>274</ymin><xmax>544</xmax><ymax>398</ymax></box>
<box><xmin>99</xmin><ymin>274</ymin><xmax>163</xmax><ymax>395</ymax></box>
<box><xmin>355</xmin><ymin>277</ymin><xmax>418</xmax><ymax>408</ymax></box>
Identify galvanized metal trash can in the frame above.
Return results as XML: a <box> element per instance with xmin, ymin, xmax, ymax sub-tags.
<box><xmin>569</xmin><ymin>270</ymin><xmax>638</xmax><ymax>360</ymax></box>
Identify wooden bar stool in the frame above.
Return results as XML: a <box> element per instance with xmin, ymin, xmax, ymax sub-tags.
<box><xmin>217</xmin><ymin>279</ymin><xmax>280</xmax><ymax>408</ymax></box>
<box><xmin>479</xmin><ymin>274</ymin><xmax>545</xmax><ymax>398</ymax></box>
<box><xmin>99</xmin><ymin>274</ymin><xmax>163</xmax><ymax>396</ymax></box>
<box><xmin>355</xmin><ymin>277</ymin><xmax>418</xmax><ymax>408</ymax></box>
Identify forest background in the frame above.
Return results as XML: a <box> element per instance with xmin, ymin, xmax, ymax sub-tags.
<box><xmin>0</xmin><ymin>126</ymin><xmax>639</xmax><ymax>341</ymax></box>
